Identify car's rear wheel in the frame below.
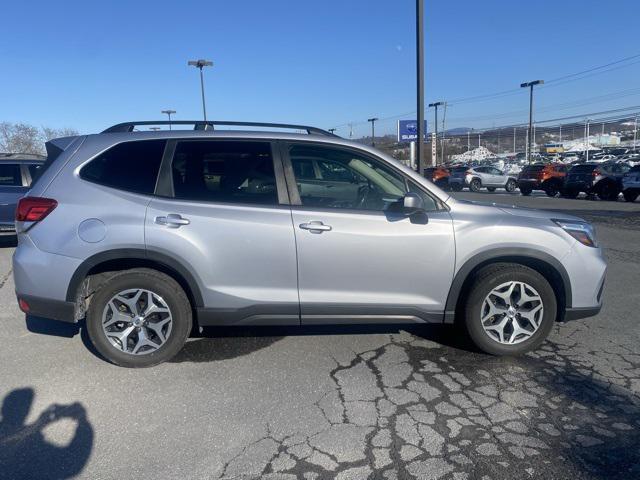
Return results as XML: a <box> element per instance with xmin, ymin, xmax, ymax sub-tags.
<box><xmin>544</xmin><ymin>182</ymin><xmax>560</xmax><ymax>197</ymax></box>
<box><xmin>597</xmin><ymin>181</ymin><xmax>620</xmax><ymax>201</ymax></box>
<box><xmin>469</xmin><ymin>178</ymin><xmax>481</xmax><ymax>192</ymax></box>
<box><xmin>519</xmin><ymin>185</ymin><xmax>532</xmax><ymax>196</ymax></box>
<box><xmin>623</xmin><ymin>190</ymin><xmax>639</xmax><ymax>202</ymax></box>
<box><xmin>486</xmin><ymin>187</ymin><xmax>496</xmax><ymax>192</ymax></box>
<box><xmin>86</xmin><ymin>268</ymin><xmax>192</xmax><ymax>367</ymax></box>
<box><xmin>505</xmin><ymin>179</ymin><xmax>516</xmax><ymax>193</ymax></box>
<box><xmin>463</xmin><ymin>264</ymin><xmax>556</xmax><ymax>356</ymax></box>
<box><xmin>451</xmin><ymin>183</ymin><xmax>463</xmax><ymax>192</ymax></box>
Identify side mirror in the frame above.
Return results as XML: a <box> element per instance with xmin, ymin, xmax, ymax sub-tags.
<box><xmin>403</xmin><ymin>192</ymin><xmax>425</xmax><ymax>212</ymax></box>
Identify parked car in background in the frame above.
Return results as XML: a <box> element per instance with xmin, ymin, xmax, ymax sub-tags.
<box><xmin>423</xmin><ymin>166</ymin><xmax>450</xmax><ymax>189</ymax></box>
<box><xmin>465</xmin><ymin>166</ymin><xmax>517</xmax><ymax>192</ymax></box>
<box><xmin>0</xmin><ymin>153</ymin><xmax>45</xmax><ymax>234</ymax></box>
<box><xmin>447</xmin><ymin>165</ymin><xmax>468</xmax><ymax>191</ymax></box>
<box><xmin>563</xmin><ymin>162</ymin><xmax>628</xmax><ymax>200</ymax></box>
<box><xmin>12</xmin><ymin>120</ymin><xmax>605</xmax><ymax>367</ymax></box>
<box><xmin>518</xmin><ymin>163</ymin><xmax>568</xmax><ymax>197</ymax></box>
<box><xmin>622</xmin><ymin>165</ymin><xmax>640</xmax><ymax>202</ymax></box>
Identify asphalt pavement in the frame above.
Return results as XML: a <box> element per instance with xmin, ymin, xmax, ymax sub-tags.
<box><xmin>0</xmin><ymin>191</ymin><xmax>638</xmax><ymax>480</ymax></box>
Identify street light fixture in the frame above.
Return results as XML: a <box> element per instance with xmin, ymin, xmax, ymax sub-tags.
<box><xmin>188</xmin><ymin>59</ymin><xmax>213</xmax><ymax>122</ymax></box>
<box><xmin>368</xmin><ymin>118</ymin><xmax>378</xmax><ymax>147</ymax></box>
<box><xmin>161</xmin><ymin>110</ymin><xmax>176</xmax><ymax>130</ymax></box>
<box><xmin>416</xmin><ymin>0</ymin><xmax>425</xmax><ymax>174</ymax></box>
<box><xmin>520</xmin><ymin>79</ymin><xmax>544</xmax><ymax>164</ymax></box>
<box><xmin>328</xmin><ymin>128</ymin><xmax>336</xmax><ymax>134</ymax></box>
<box><xmin>428</xmin><ymin>101</ymin><xmax>445</xmax><ymax>165</ymax></box>
<box><xmin>149</xmin><ymin>127</ymin><xmax>161</xmax><ymax>131</ymax></box>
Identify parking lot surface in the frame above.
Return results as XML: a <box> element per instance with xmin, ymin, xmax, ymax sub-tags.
<box><xmin>0</xmin><ymin>191</ymin><xmax>639</xmax><ymax>480</ymax></box>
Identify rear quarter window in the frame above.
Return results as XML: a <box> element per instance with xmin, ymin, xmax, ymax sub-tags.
<box><xmin>80</xmin><ymin>140</ymin><xmax>166</xmax><ymax>194</ymax></box>
<box><xmin>0</xmin><ymin>164</ymin><xmax>23</xmax><ymax>186</ymax></box>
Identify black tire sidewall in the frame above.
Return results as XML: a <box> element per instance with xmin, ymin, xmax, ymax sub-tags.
<box><xmin>86</xmin><ymin>270</ymin><xmax>192</xmax><ymax>367</ymax></box>
<box><xmin>520</xmin><ymin>186</ymin><xmax>532</xmax><ymax>196</ymax></box>
<box><xmin>623</xmin><ymin>191</ymin><xmax>638</xmax><ymax>202</ymax></box>
<box><xmin>464</xmin><ymin>265</ymin><xmax>557</xmax><ymax>356</ymax></box>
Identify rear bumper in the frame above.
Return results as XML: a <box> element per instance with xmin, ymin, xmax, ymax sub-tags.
<box><xmin>0</xmin><ymin>222</ymin><xmax>16</xmax><ymax>235</ymax></box>
<box><xmin>17</xmin><ymin>294</ymin><xmax>76</xmax><ymax>323</ymax></box>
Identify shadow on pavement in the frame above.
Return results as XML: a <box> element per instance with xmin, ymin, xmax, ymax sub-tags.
<box><xmin>0</xmin><ymin>387</ymin><xmax>93</xmax><ymax>480</ymax></box>
<box><xmin>26</xmin><ymin>316</ymin><xmax>81</xmax><ymax>338</ymax></box>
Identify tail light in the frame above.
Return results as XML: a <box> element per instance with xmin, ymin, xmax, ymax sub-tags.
<box><xmin>16</xmin><ymin>197</ymin><xmax>58</xmax><ymax>222</ymax></box>
<box><xmin>592</xmin><ymin>169</ymin><xmax>601</xmax><ymax>177</ymax></box>
<box><xmin>465</xmin><ymin>170</ymin><xmax>473</xmax><ymax>175</ymax></box>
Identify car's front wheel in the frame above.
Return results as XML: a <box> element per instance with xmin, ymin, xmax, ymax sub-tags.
<box><xmin>623</xmin><ymin>190</ymin><xmax>639</xmax><ymax>202</ymax></box>
<box><xmin>86</xmin><ymin>268</ymin><xmax>192</xmax><ymax>367</ymax></box>
<box><xmin>463</xmin><ymin>264</ymin><xmax>556</xmax><ymax>356</ymax></box>
<box><xmin>505</xmin><ymin>179</ymin><xmax>517</xmax><ymax>193</ymax></box>
<box><xmin>469</xmin><ymin>178</ymin><xmax>481</xmax><ymax>192</ymax></box>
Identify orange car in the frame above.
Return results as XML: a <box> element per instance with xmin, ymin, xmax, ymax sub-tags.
<box><xmin>517</xmin><ymin>163</ymin><xmax>568</xmax><ymax>197</ymax></box>
<box><xmin>423</xmin><ymin>166</ymin><xmax>450</xmax><ymax>189</ymax></box>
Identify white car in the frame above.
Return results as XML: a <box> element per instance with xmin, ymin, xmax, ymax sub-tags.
<box><xmin>465</xmin><ymin>166</ymin><xmax>518</xmax><ymax>193</ymax></box>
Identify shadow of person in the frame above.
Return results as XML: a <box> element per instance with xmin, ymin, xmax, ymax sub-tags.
<box><xmin>0</xmin><ymin>388</ymin><xmax>93</xmax><ymax>480</ymax></box>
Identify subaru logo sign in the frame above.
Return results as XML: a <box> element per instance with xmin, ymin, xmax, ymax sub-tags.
<box><xmin>397</xmin><ymin>120</ymin><xmax>427</xmax><ymax>143</ymax></box>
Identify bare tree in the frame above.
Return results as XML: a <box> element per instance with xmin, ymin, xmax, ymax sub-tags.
<box><xmin>0</xmin><ymin>122</ymin><xmax>79</xmax><ymax>155</ymax></box>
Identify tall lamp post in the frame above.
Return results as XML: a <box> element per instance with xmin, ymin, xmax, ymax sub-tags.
<box><xmin>161</xmin><ymin>109</ymin><xmax>176</xmax><ymax>130</ymax></box>
<box><xmin>188</xmin><ymin>59</ymin><xmax>213</xmax><ymax>121</ymax></box>
<box><xmin>367</xmin><ymin>118</ymin><xmax>378</xmax><ymax>147</ymax></box>
<box><xmin>428</xmin><ymin>101</ymin><xmax>444</xmax><ymax>165</ymax></box>
<box><xmin>416</xmin><ymin>0</ymin><xmax>425</xmax><ymax>173</ymax></box>
<box><xmin>520</xmin><ymin>79</ymin><xmax>544</xmax><ymax>164</ymax></box>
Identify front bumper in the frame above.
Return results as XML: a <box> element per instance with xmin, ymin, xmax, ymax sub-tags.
<box><xmin>564</xmin><ymin>305</ymin><xmax>602</xmax><ymax>321</ymax></box>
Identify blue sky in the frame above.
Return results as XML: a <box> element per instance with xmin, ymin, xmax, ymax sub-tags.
<box><xmin>2</xmin><ymin>0</ymin><xmax>640</xmax><ymax>137</ymax></box>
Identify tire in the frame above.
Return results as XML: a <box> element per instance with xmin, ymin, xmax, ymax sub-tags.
<box><xmin>519</xmin><ymin>186</ymin><xmax>532</xmax><ymax>196</ymax></box>
<box><xmin>469</xmin><ymin>178</ymin><xmax>481</xmax><ymax>192</ymax></box>
<box><xmin>451</xmin><ymin>183</ymin><xmax>463</xmax><ymax>192</ymax></box>
<box><xmin>86</xmin><ymin>268</ymin><xmax>192</xmax><ymax>368</ymax></box>
<box><xmin>505</xmin><ymin>179</ymin><xmax>516</xmax><ymax>193</ymax></box>
<box><xmin>623</xmin><ymin>190</ymin><xmax>639</xmax><ymax>203</ymax></box>
<box><xmin>486</xmin><ymin>187</ymin><xmax>496</xmax><ymax>192</ymax></box>
<box><xmin>463</xmin><ymin>263</ymin><xmax>557</xmax><ymax>356</ymax></box>
<box><xmin>544</xmin><ymin>182</ymin><xmax>560</xmax><ymax>197</ymax></box>
<box><xmin>597</xmin><ymin>182</ymin><xmax>620</xmax><ymax>201</ymax></box>
<box><xmin>562</xmin><ymin>188</ymin><xmax>579</xmax><ymax>199</ymax></box>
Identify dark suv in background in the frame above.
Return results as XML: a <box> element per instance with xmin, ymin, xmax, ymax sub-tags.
<box><xmin>518</xmin><ymin>163</ymin><xmax>567</xmax><ymax>197</ymax></box>
<box><xmin>0</xmin><ymin>153</ymin><xmax>45</xmax><ymax>234</ymax></box>
<box><xmin>563</xmin><ymin>162</ymin><xmax>627</xmax><ymax>200</ymax></box>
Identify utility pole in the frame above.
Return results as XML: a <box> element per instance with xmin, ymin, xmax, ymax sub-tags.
<box><xmin>161</xmin><ymin>109</ymin><xmax>176</xmax><ymax>130</ymax></box>
<box><xmin>428</xmin><ymin>101</ymin><xmax>444</xmax><ymax>165</ymax></box>
<box><xmin>368</xmin><ymin>118</ymin><xmax>378</xmax><ymax>147</ymax></box>
<box><xmin>478</xmin><ymin>133</ymin><xmax>481</xmax><ymax>148</ymax></box>
<box><xmin>520</xmin><ymin>80</ymin><xmax>544</xmax><ymax>164</ymax></box>
<box><xmin>441</xmin><ymin>102</ymin><xmax>448</xmax><ymax>164</ymax></box>
<box><xmin>584</xmin><ymin>118</ymin><xmax>591</xmax><ymax>162</ymax></box>
<box><xmin>467</xmin><ymin>130</ymin><xmax>471</xmax><ymax>151</ymax></box>
<box><xmin>497</xmin><ymin>130</ymin><xmax>501</xmax><ymax>153</ymax></box>
<box><xmin>188</xmin><ymin>59</ymin><xmax>213</xmax><ymax>121</ymax></box>
<box><xmin>416</xmin><ymin>0</ymin><xmax>425</xmax><ymax>172</ymax></box>
<box><xmin>559</xmin><ymin>124</ymin><xmax>562</xmax><ymax>144</ymax></box>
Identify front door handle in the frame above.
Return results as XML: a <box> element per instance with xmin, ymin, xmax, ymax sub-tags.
<box><xmin>299</xmin><ymin>221</ymin><xmax>332</xmax><ymax>233</ymax></box>
<box><xmin>155</xmin><ymin>213</ymin><xmax>190</xmax><ymax>228</ymax></box>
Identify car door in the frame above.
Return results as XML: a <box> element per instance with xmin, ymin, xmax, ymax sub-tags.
<box><xmin>283</xmin><ymin>141</ymin><xmax>456</xmax><ymax>324</ymax></box>
<box><xmin>489</xmin><ymin>167</ymin><xmax>506</xmax><ymax>186</ymax></box>
<box><xmin>146</xmin><ymin>139</ymin><xmax>299</xmax><ymax>326</ymax></box>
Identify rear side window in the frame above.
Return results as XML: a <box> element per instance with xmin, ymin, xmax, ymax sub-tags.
<box><xmin>0</xmin><ymin>164</ymin><xmax>22</xmax><ymax>186</ymax></box>
<box><xmin>171</xmin><ymin>141</ymin><xmax>277</xmax><ymax>205</ymax></box>
<box><xmin>80</xmin><ymin>140</ymin><xmax>166</xmax><ymax>194</ymax></box>
<box><xmin>27</xmin><ymin>164</ymin><xmax>43</xmax><ymax>183</ymax></box>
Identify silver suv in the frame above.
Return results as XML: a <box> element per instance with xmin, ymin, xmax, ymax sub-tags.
<box><xmin>465</xmin><ymin>166</ymin><xmax>517</xmax><ymax>193</ymax></box>
<box><xmin>13</xmin><ymin>121</ymin><xmax>606</xmax><ymax>367</ymax></box>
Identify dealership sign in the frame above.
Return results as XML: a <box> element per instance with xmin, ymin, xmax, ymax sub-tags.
<box><xmin>397</xmin><ymin>120</ymin><xmax>428</xmax><ymax>143</ymax></box>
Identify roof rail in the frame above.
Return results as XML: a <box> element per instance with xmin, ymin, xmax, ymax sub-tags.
<box><xmin>101</xmin><ymin>120</ymin><xmax>338</xmax><ymax>137</ymax></box>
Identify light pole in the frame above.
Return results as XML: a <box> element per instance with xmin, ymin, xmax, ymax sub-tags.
<box><xmin>428</xmin><ymin>101</ymin><xmax>444</xmax><ymax>165</ymax></box>
<box><xmin>188</xmin><ymin>59</ymin><xmax>213</xmax><ymax>121</ymax></box>
<box><xmin>328</xmin><ymin>128</ymin><xmax>336</xmax><ymax>134</ymax></box>
<box><xmin>467</xmin><ymin>130</ymin><xmax>471</xmax><ymax>151</ymax></box>
<box><xmin>634</xmin><ymin>116</ymin><xmax>638</xmax><ymax>152</ymax></box>
<box><xmin>368</xmin><ymin>118</ymin><xmax>378</xmax><ymax>147</ymax></box>
<box><xmin>416</xmin><ymin>0</ymin><xmax>425</xmax><ymax>173</ymax></box>
<box><xmin>584</xmin><ymin>118</ymin><xmax>591</xmax><ymax>162</ymax></box>
<box><xmin>513</xmin><ymin>127</ymin><xmax>516</xmax><ymax>153</ymax></box>
<box><xmin>520</xmin><ymin>80</ymin><xmax>544</xmax><ymax>164</ymax></box>
<box><xmin>161</xmin><ymin>109</ymin><xmax>176</xmax><ymax>130</ymax></box>
<box><xmin>478</xmin><ymin>133</ymin><xmax>481</xmax><ymax>148</ymax></box>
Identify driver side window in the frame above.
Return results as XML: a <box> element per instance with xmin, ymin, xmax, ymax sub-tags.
<box><xmin>288</xmin><ymin>144</ymin><xmax>438</xmax><ymax>212</ymax></box>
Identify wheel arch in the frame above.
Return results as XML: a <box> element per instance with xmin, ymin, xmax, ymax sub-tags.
<box><xmin>444</xmin><ymin>248</ymin><xmax>571</xmax><ymax>323</ymax></box>
<box><xmin>66</xmin><ymin>248</ymin><xmax>204</xmax><ymax>310</ymax></box>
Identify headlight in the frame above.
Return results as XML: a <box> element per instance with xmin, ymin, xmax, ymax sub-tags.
<box><xmin>552</xmin><ymin>219</ymin><xmax>598</xmax><ymax>248</ymax></box>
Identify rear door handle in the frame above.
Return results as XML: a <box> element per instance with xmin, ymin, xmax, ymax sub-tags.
<box><xmin>299</xmin><ymin>221</ymin><xmax>332</xmax><ymax>233</ymax></box>
<box><xmin>155</xmin><ymin>213</ymin><xmax>190</xmax><ymax>228</ymax></box>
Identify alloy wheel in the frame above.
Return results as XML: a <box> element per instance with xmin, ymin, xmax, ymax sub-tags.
<box><xmin>480</xmin><ymin>281</ymin><xmax>544</xmax><ymax>345</ymax></box>
<box><xmin>101</xmin><ymin>288</ymin><xmax>173</xmax><ymax>355</ymax></box>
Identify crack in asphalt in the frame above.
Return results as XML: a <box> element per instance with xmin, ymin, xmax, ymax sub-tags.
<box><xmin>214</xmin><ymin>332</ymin><xmax>640</xmax><ymax>480</ymax></box>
